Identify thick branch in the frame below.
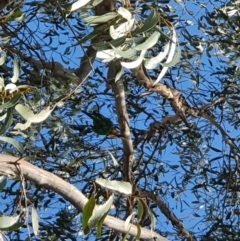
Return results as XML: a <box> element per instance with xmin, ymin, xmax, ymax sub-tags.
<box><xmin>0</xmin><ymin>155</ymin><xmax>168</xmax><ymax>241</ymax></box>
<box><xmin>108</xmin><ymin>61</ymin><xmax>134</xmax><ymax>183</ymax></box>
<box><xmin>137</xmin><ymin>189</ymin><xmax>196</xmax><ymax>241</ymax></box>
<box><xmin>133</xmin><ymin>65</ymin><xmax>240</xmax><ymax>169</ymax></box>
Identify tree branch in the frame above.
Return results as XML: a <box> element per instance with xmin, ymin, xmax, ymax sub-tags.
<box><xmin>133</xmin><ymin>65</ymin><xmax>240</xmax><ymax>169</ymax></box>
<box><xmin>137</xmin><ymin>189</ymin><xmax>197</xmax><ymax>241</ymax></box>
<box><xmin>0</xmin><ymin>154</ymin><xmax>169</xmax><ymax>241</ymax></box>
<box><xmin>108</xmin><ymin>60</ymin><xmax>134</xmax><ymax>183</ymax></box>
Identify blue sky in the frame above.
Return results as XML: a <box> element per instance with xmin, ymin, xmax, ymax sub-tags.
<box><xmin>0</xmin><ymin>0</ymin><xmax>239</xmax><ymax>240</ymax></box>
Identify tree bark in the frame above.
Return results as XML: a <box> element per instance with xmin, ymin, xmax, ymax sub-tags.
<box><xmin>0</xmin><ymin>154</ymin><xmax>169</xmax><ymax>241</ymax></box>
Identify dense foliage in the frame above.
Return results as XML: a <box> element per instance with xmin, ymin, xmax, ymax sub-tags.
<box><xmin>0</xmin><ymin>0</ymin><xmax>239</xmax><ymax>240</ymax></box>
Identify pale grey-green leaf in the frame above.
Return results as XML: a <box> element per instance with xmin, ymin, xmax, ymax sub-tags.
<box><xmin>117</xmin><ymin>7</ymin><xmax>132</xmax><ymax>21</ymax></box>
<box><xmin>160</xmin><ymin>45</ymin><xmax>181</xmax><ymax>67</ymax></box>
<box><xmin>32</xmin><ymin>206</ymin><xmax>39</xmax><ymax>236</ymax></box>
<box><xmin>0</xmin><ymin>136</ymin><xmax>24</xmax><ymax>153</ymax></box>
<box><xmin>121</xmin><ymin>50</ymin><xmax>146</xmax><ymax>69</ymax></box>
<box><xmin>134</xmin><ymin>31</ymin><xmax>160</xmax><ymax>51</ymax></box>
<box><xmin>11</xmin><ymin>59</ymin><xmax>20</xmax><ymax>83</ymax></box>
<box><xmin>70</xmin><ymin>0</ymin><xmax>91</xmax><ymax>12</ymax></box>
<box><xmin>84</xmin><ymin>12</ymin><xmax>117</xmax><ymax>25</ymax></box>
<box><xmin>15</xmin><ymin>104</ymin><xmax>52</xmax><ymax>123</ymax></box>
<box><xmin>110</xmin><ymin>44</ymin><xmax>137</xmax><ymax>59</ymax></box>
<box><xmin>0</xmin><ymin>215</ymin><xmax>20</xmax><ymax>230</ymax></box>
<box><xmin>108</xmin><ymin>152</ymin><xmax>119</xmax><ymax>166</ymax></box>
<box><xmin>0</xmin><ymin>176</ymin><xmax>7</xmax><ymax>191</ymax></box>
<box><xmin>88</xmin><ymin>194</ymin><xmax>114</xmax><ymax>228</ymax></box>
<box><xmin>96</xmin><ymin>179</ymin><xmax>132</xmax><ymax>195</ymax></box>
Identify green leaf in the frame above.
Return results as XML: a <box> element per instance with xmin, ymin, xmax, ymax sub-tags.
<box><xmin>32</xmin><ymin>206</ymin><xmax>39</xmax><ymax>236</ymax></box>
<box><xmin>108</xmin><ymin>152</ymin><xmax>119</xmax><ymax>166</ymax></box>
<box><xmin>121</xmin><ymin>50</ymin><xmax>146</xmax><ymax>69</ymax></box>
<box><xmin>134</xmin><ymin>223</ymin><xmax>141</xmax><ymax>241</ymax></box>
<box><xmin>110</xmin><ymin>19</ymin><xmax>135</xmax><ymax>40</ymax></box>
<box><xmin>11</xmin><ymin>59</ymin><xmax>20</xmax><ymax>83</ymax></box>
<box><xmin>7</xmin><ymin>9</ymin><xmax>25</xmax><ymax>22</ymax></box>
<box><xmin>134</xmin><ymin>31</ymin><xmax>160</xmax><ymax>51</ymax></box>
<box><xmin>92</xmin><ymin>0</ymin><xmax>104</xmax><ymax>7</ymax></box>
<box><xmin>0</xmin><ymin>54</ymin><xmax>6</xmax><ymax>66</ymax></box>
<box><xmin>70</xmin><ymin>0</ymin><xmax>91</xmax><ymax>12</ymax></box>
<box><xmin>84</xmin><ymin>12</ymin><xmax>118</xmax><ymax>25</ymax></box>
<box><xmin>123</xmin><ymin>227</ymin><xmax>131</xmax><ymax>241</ymax></box>
<box><xmin>0</xmin><ymin>36</ymin><xmax>10</xmax><ymax>45</ymax></box>
<box><xmin>93</xmin><ymin>37</ymin><xmax>126</xmax><ymax>51</ymax></box>
<box><xmin>96</xmin><ymin>213</ymin><xmax>107</xmax><ymax>238</ymax></box>
<box><xmin>21</xmin><ymin>86</ymin><xmax>41</xmax><ymax>104</ymax></box>
<box><xmin>13</xmin><ymin>121</ymin><xmax>32</xmax><ymax>131</ymax></box>
<box><xmin>133</xmin><ymin>9</ymin><xmax>158</xmax><ymax>34</ymax></box>
<box><xmin>110</xmin><ymin>44</ymin><xmax>137</xmax><ymax>59</ymax></box>
<box><xmin>0</xmin><ymin>107</ymin><xmax>13</xmax><ymax>135</ymax></box>
<box><xmin>96</xmin><ymin>49</ymin><xmax>117</xmax><ymax>61</ymax></box>
<box><xmin>144</xmin><ymin>42</ymin><xmax>170</xmax><ymax>69</ymax></box>
<box><xmin>125</xmin><ymin>213</ymin><xmax>133</xmax><ymax>231</ymax></box>
<box><xmin>153</xmin><ymin>28</ymin><xmax>177</xmax><ymax>85</ymax></box>
<box><xmin>137</xmin><ymin>199</ymin><xmax>144</xmax><ymax>220</ymax></box>
<box><xmin>0</xmin><ymin>92</ymin><xmax>22</xmax><ymax>110</ymax></box>
<box><xmin>15</xmin><ymin>104</ymin><xmax>52</xmax><ymax>123</ymax></box>
<box><xmin>0</xmin><ymin>176</ymin><xmax>7</xmax><ymax>191</ymax></box>
<box><xmin>88</xmin><ymin>194</ymin><xmax>114</xmax><ymax>229</ymax></box>
<box><xmin>0</xmin><ymin>136</ymin><xmax>24</xmax><ymax>153</ymax></box>
<box><xmin>0</xmin><ymin>215</ymin><xmax>23</xmax><ymax>231</ymax></box>
<box><xmin>160</xmin><ymin>45</ymin><xmax>181</xmax><ymax>67</ymax></box>
<box><xmin>82</xmin><ymin>195</ymin><xmax>95</xmax><ymax>234</ymax></box>
<box><xmin>117</xmin><ymin>7</ymin><xmax>132</xmax><ymax>21</ymax></box>
<box><xmin>96</xmin><ymin>179</ymin><xmax>132</xmax><ymax>195</ymax></box>
<box><xmin>80</xmin><ymin>22</ymin><xmax>113</xmax><ymax>44</ymax></box>
<box><xmin>115</xmin><ymin>65</ymin><xmax>124</xmax><ymax>82</ymax></box>
<box><xmin>147</xmin><ymin>207</ymin><xmax>156</xmax><ymax>231</ymax></box>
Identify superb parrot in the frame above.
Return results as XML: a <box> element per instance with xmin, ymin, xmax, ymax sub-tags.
<box><xmin>82</xmin><ymin>110</ymin><xmax>117</xmax><ymax>136</ymax></box>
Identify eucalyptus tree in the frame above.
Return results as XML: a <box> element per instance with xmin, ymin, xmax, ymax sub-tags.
<box><xmin>0</xmin><ymin>0</ymin><xmax>239</xmax><ymax>241</ymax></box>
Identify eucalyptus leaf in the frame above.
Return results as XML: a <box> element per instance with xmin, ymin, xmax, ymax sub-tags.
<box><xmin>84</xmin><ymin>12</ymin><xmax>118</xmax><ymax>25</ymax></box>
<box><xmin>0</xmin><ymin>107</ymin><xmax>13</xmax><ymax>135</ymax></box>
<box><xmin>108</xmin><ymin>151</ymin><xmax>119</xmax><ymax>166</ymax></box>
<box><xmin>134</xmin><ymin>223</ymin><xmax>141</xmax><ymax>241</ymax></box>
<box><xmin>133</xmin><ymin>9</ymin><xmax>158</xmax><ymax>34</ymax></box>
<box><xmin>11</xmin><ymin>59</ymin><xmax>20</xmax><ymax>83</ymax></box>
<box><xmin>15</xmin><ymin>104</ymin><xmax>52</xmax><ymax>123</ymax></box>
<box><xmin>121</xmin><ymin>50</ymin><xmax>146</xmax><ymax>69</ymax></box>
<box><xmin>110</xmin><ymin>44</ymin><xmax>137</xmax><ymax>59</ymax></box>
<box><xmin>32</xmin><ymin>206</ymin><xmax>39</xmax><ymax>236</ymax></box>
<box><xmin>147</xmin><ymin>207</ymin><xmax>156</xmax><ymax>231</ymax></box>
<box><xmin>0</xmin><ymin>136</ymin><xmax>24</xmax><ymax>153</ymax></box>
<box><xmin>88</xmin><ymin>194</ymin><xmax>114</xmax><ymax>229</ymax></box>
<box><xmin>160</xmin><ymin>45</ymin><xmax>181</xmax><ymax>67</ymax></box>
<box><xmin>117</xmin><ymin>7</ymin><xmax>132</xmax><ymax>22</ymax></box>
<box><xmin>70</xmin><ymin>0</ymin><xmax>91</xmax><ymax>12</ymax></box>
<box><xmin>137</xmin><ymin>199</ymin><xmax>144</xmax><ymax>220</ymax></box>
<box><xmin>96</xmin><ymin>179</ymin><xmax>132</xmax><ymax>195</ymax></box>
<box><xmin>110</xmin><ymin>19</ymin><xmax>135</xmax><ymax>40</ymax></box>
<box><xmin>0</xmin><ymin>215</ymin><xmax>22</xmax><ymax>231</ymax></box>
<box><xmin>145</xmin><ymin>42</ymin><xmax>170</xmax><ymax>69</ymax></box>
<box><xmin>93</xmin><ymin>37</ymin><xmax>126</xmax><ymax>51</ymax></box>
<box><xmin>13</xmin><ymin>121</ymin><xmax>32</xmax><ymax>131</ymax></box>
<box><xmin>134</xmin><ymin>31</ymin><xmax>160</xmax><ymax>51</ymax></box>
<box><xmin>153</xmin><ymin>28</ymin><xmax>177</xmax><ymax>85</ymax></box>
<box><xmin>82</xmin><ymin>195</ymin><xmax>95</xmax><ymax>234</ymax></box>
<box><xmin>79</xmin><ymin>22</ymin><xmax>113</xmax><ymax>43</ymax></box>
<box><xmin>0</xmin><ymin>176</ymin><xmax>7</xmax><ymax>191</ymax></box>
<box><xmin>0</xmin><ymin>55</ymin><xmax>6</xmax><ymax>66</ymax></box>
<box><xmin>0</xmin><ymin>92</ymin><xmax>22</xmax><ymax>110</ymax></box>
<box><xmin>125</xmin><ymin>213</ymin><xmax>133</xmax><ymax>231</ymax></box>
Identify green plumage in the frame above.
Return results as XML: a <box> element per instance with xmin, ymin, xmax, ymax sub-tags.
<box><xmin>82</xmin><ymin>110</ymin><xmax>114</xmax><ymax>135</ymax></box>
